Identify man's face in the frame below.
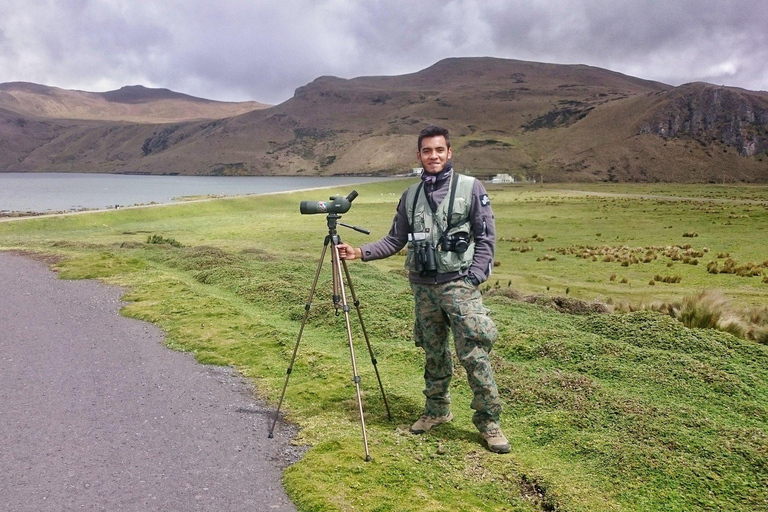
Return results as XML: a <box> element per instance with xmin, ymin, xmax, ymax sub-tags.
<box><xmin>417</xmin><ymin>135</ymin><xmax>452</xmax><ymax>175</ymax></box>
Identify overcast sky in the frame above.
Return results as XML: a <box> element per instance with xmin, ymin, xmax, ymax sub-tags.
<box><xmin>1</xmin><ymin>0</ymin><xmax>765</xmax><ymax>105</ymax></box>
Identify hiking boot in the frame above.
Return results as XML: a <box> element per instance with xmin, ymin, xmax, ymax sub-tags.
<box><xmin>409</xmin><ymin>412</ymin><xmax>454</xmax><ymax>434</ymax></box>
<box><xmin>481</xmin><ymin>428</ymin><xmax>510</xmax><ymax>454</ymax></box>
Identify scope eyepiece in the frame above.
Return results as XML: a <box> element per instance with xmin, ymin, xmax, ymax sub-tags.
<box><xmin>300</xmin><ymin>190</ymin><xmax>358</xmax><ymax>215</ymax></box>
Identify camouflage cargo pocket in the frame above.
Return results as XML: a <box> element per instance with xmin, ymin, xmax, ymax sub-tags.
<box><xmin>457</xmin><ymin>300</ymin><xmax>498</xmax><ymax>351</ymax></box>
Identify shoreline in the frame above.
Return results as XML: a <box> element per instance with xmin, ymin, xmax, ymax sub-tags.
<box><xmin>0</xmin><ymin>177</ymin><xmax>405</xmax><ymax>223</ymax></box>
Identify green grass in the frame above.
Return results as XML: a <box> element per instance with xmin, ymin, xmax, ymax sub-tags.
<box><xmin>1</xmin><ymin>181</ymin><xmax>767</xmax><ymax>511</ymax></box>
<box><xmin>478</xmin><ymin>183</ymin><xmax>768</xmax><ymax>309</ymax></box>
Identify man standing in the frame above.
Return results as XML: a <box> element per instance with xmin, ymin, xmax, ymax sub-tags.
<box><xmin>337</xmin><ymin>126</ymin><xmax>509</xmax><ymax>454</ymax></box>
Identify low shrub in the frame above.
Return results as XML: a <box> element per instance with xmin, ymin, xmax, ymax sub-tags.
<box><xmin>146</xmin><ymin>234</ymin><xmax>183</xmax><ymax>247</ymax></box>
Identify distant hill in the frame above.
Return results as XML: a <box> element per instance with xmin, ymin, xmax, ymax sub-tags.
<box><xmin>2</xmin><ymin>58</ymin><xmax>767</xmax><ymax>182</ymax></box>
<box><xmin>0</xmin><ymin>82</ymin><xmax>267</xmax><ymax>123</ymax></box>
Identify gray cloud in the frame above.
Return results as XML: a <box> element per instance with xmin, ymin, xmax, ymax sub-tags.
<box><xmin>478</xmin><ymin>0</ymin><xmax>768</xmax><ymax>90</ymax></box>
<box><xmin>0</xmin><ymin>0</ymin><xmax>765</xmax><ymax>105</ymax></box>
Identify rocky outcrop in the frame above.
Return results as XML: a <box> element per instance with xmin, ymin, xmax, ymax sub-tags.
<box><xmin>640</xmin><ymin>84</ymin><xmax>768</xmax><ymax>156</ymax></box>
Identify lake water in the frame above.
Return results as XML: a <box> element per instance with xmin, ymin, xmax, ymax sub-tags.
<box><xmin>0</xmin><ymin>173</ymin><xmax>390</xmax><ymax>213</ymax></box>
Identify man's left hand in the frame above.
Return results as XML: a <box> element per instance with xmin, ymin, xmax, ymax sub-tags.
<box><xmin>337</xmin><ymin>243</ymin><xmax>362</xmax><ymax>260</ymax></box>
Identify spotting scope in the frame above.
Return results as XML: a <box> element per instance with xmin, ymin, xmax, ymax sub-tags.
<box><xmin>300</xmin><ymin>190</ymin><xmax>358</xmax><ymax>215</ymax></box>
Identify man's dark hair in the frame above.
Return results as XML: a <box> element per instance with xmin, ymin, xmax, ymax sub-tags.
<box><xmin>418</xmin><ymin>125</ymin><xmax>450</xmax><ymax>150</ymax></box>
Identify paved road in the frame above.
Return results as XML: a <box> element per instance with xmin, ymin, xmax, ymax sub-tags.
<box><xmin>0</xmin><ymin>252</ymin><xmax>298</xmax><ymax>511</ymax></box>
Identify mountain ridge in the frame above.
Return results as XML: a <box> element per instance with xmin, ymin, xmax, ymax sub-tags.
<box><xmin>1</xmin><ymin>57</ymin><xmax>767</xmax><ymax>182</ymax></box>
<box><xmin>0</xmin><ymin>82</ymin><xmax>268</xmax><ymax>123</ymax></box>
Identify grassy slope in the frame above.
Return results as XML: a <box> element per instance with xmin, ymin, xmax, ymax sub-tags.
<box><xmin>1</xmin><ymin>181</ymin><xmax>766</xmax><ymax>511</ymax></box>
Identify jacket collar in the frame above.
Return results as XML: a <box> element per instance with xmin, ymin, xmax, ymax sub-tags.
<box><xmin>420</xmin><ymin>162</ymin><xmax>453</xmax><ymax>185</ymax></box>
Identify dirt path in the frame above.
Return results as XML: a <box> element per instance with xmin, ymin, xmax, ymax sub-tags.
<box><xmin>0</xmin><ymin>252</ymin><xmax>299</xmax><ymax>511</ymax></box>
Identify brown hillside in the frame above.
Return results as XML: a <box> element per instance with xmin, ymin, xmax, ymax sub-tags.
<box><xmin>0</xmin><ymin>105</ymin><xmax>67</xmax><ymax>169</ymax></box>
<box><xmin>0</xmin><ymin>82</ymin><xmax>268</xmax><ymax>123</ymax></box>
<box><xmin>109</xmin><ymin>58</ymin><xmax>675</xmax><ymax>176</ymax></box>
<box><xmin>2</xmin><ymin>58</ymin><xmax>767</xmax><ymax>182</ymax></box>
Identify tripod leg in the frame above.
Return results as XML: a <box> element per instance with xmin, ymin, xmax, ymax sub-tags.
<box><xmin>331</xmin><ymin>242</ymin><xmax>372</xmax><ymax>461</ymax></box>
<box><xmin>341</xmin><ymin>259</ymin><xmax>392</xmax><ymax>421</ymax></box>
<box><xmin>332</xmin><ymin>247</ymin><xmax>342</xmax><ymax>313</ymax></box>
<box><xmin>268</xmin><ymin>238</ymin><xmax>330</xmax><ymax>438</ymax></box>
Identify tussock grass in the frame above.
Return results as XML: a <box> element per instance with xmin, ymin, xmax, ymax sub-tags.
<box><xmin>614</xmin><ymin>289</ymin><xmax>768</xmax><ymax>344</ymax></box>
<box><xmin>707</xmin><ymin>257</ymin><xmax>768</xmax><ymax>277</ymax></box>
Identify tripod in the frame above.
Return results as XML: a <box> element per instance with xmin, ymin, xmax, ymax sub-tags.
<box><xmin>268</xmin><ymin>212</ymin><xmax>392</xmax><ymax>461</ymax></box>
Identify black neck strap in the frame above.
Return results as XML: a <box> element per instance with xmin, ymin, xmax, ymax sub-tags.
<box><xmin>409</xmin><ymin>181</ymin><xmax>424</xmax><ymax>234</ymax></box>
<box><xmin>445</xmin><ymin>170</ymin><xmax>460</xmax><ymax>232</ymax></box>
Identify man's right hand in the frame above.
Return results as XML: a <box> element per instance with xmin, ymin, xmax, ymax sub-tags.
<box><xmin>337</xmin><ymin>243</ymin><xmax>362</xmax><ymax>261</ymax></box>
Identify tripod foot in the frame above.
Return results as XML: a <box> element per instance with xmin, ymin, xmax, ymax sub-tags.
<box><xmin>365</xmin><ymin>455</ymin><xmax>372</xmax><ymax>462</ymax></box>
<box><xmin>268</xmin><ymin>432</ymin><xmax>274</xmax><ymax>439</ymax></box>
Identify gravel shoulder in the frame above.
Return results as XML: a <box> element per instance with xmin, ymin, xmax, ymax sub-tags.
<box><xmin>0</xmin><ymin>251</ymin><xmax>300</xmax><ymax>511</ymax></box>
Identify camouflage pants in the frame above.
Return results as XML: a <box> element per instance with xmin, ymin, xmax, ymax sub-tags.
<box><xmin>411</xmin><ymin>279</ymin><xmax>501</xmax><ymax>432</ymax></box>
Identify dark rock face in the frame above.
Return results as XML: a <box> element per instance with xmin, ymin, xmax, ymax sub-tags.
<box><xmin>641</xmin><ymin>84</ymin><xmax>768</xmax><ymax>156</ymax></box>
<box><xmin>141</xmin><ymin>125</ymin><xmax>185</xmax><ymax>156</ymax></box>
